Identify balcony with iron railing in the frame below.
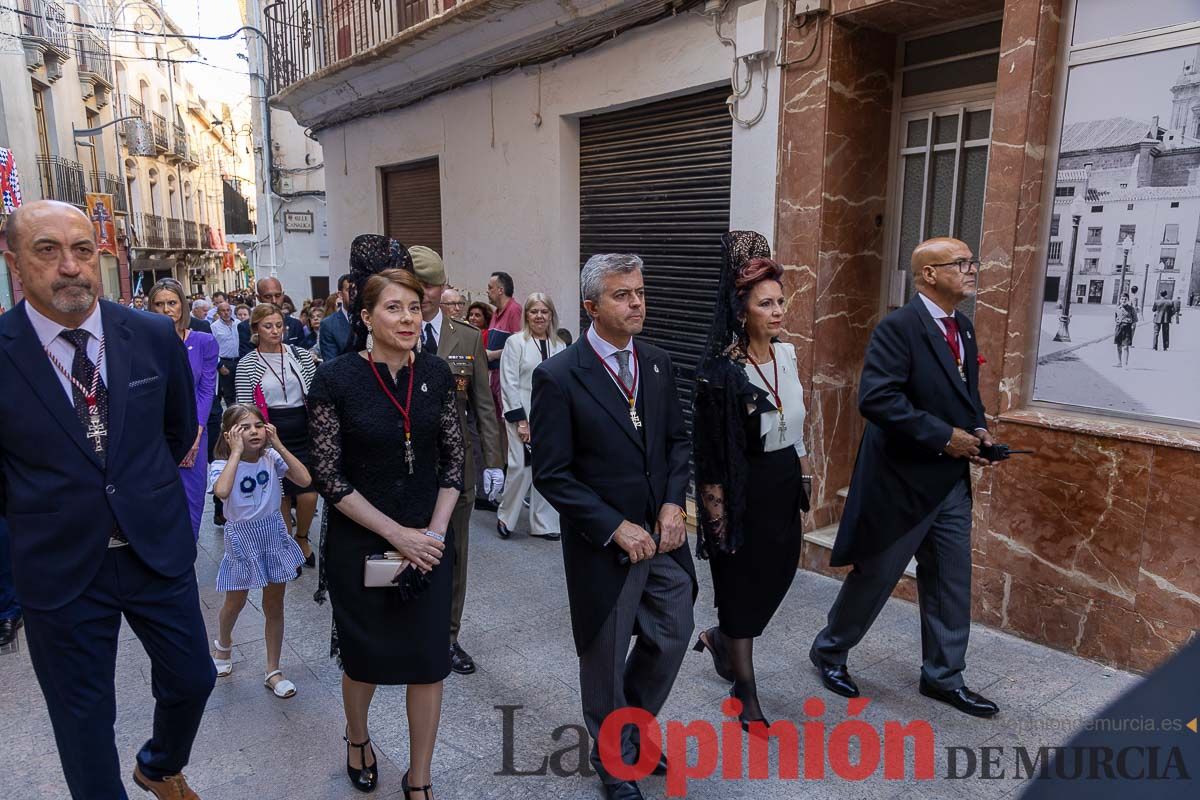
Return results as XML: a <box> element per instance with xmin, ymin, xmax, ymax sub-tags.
<box><xmin>166</xmin><ymin>218</ymin><xmax>185</xmax><ymax>248</ymax></box>
<box><xmin>184</xmin><ymin>221</ymin><xmax>200</xmax><ymax>249</ymax></box>
<box><xmin>151</xmin><ymin>113</ymin><xmax>169</xmax><ymax>152</ymax></box>
<box><xmin>36</xmin><ymin>156</ymin><xmax>86</xmax><ymax>207</ymax></box>
<box><xmin>200</xmin><ymin>222</ymin><xmax>214</xmax><ymax>250</ymax></box>
<box><xmin>139</xmin><ymin>213</ymin><xmax>165</xmax><ymax>248</ymax></box>
<box><xmin>90</xmin><ymin>171</ymin><xmax>127</xmax><ymax>214</ymax></box>
<box><xmin>19</xmin><ymin>0</ymin><xmax>71</xmax><ymax>56</ymax></box>
<box><xmin>168</xmin><ymin>125</ymin><xmax>189</xmax><ymax>163</ymax></box>
<box><xmin>76</xmin><ymin>34</ymin><xmax>114</xmax><ymax>88</ymax></box>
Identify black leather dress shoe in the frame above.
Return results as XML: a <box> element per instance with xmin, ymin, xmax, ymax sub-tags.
<box><xmin>919</xmin><ymin>680</ymin><xmax>999</xmax><ymax>718</ymax></box>
<box><xmin>0</xmin><ymin>616</ymin><xmax>22</xmax><ymax>647</ymax></box>
<box><xmin>449</xmin><ymin>641</ymin><xmax>476</xmax><ymax>675</ymax></box>
<box><xmin>496</xmin><ymin>520</ymin><xmax>512</xmax><ymax>539</ymax></box>
<box><xmin>810</xmin><ymin>650</ymin><xmax>860</xmax><ymax>698</ymax></box>
<box><xmin>632</xmin><ymin>745</ymin><xmax>669</xmax><ymax>776</ymax></box>
<box><xmin>603</xmin><ymin>780</ymin><xmax>644</xmax><ymax>800</ymax></box>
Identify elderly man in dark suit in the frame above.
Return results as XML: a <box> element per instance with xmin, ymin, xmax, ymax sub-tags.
<box><xmin>0</xmin><ymin>200</ymin><xmax>214</xmax><ymax>798</ymax></box>
<box><xmin>237</xmin><ymin>276</ymin><xmax>305</xmax><ymax>356</ymax></box>
<box><xmin>318</xmin><ymin>272</ymin><xmax>356</xmax><ymax>361</ymax></box>
<box><xmin>533</xmin><ymin>253</ymin><xmax>696</xmax><ymax>800</ymax></box>
<box><xmin>1152</xmin><ymin>290</ymin><xmax>1173</xmax><ymax>350</ymax></box>
<box><xmin>810</xmin><ymin>236</ymin><xmax>999</xmax><ymax>719</ymax></box>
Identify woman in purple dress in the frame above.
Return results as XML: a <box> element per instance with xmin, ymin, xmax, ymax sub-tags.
<box><xmin>148</xmin><ymin>279</ymin><xmax>218</xmax><ymax>538</ymax></box>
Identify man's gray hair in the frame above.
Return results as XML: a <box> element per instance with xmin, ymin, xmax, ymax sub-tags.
<box><xmin>192</xmin><ymin>298</ymin><xmax>211</xmax><ymax>312</ymax></box>
<box><xmin>580</xmin><ymin>253</ymin><xmax>643</xmax><ymax>304</ymax></box>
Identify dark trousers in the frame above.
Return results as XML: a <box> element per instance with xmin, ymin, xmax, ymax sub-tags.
<box><xmin>0</xmin><ymin>517</ymin><xmax>19</xmax><ymax>621</ymax></box>
<box><xmin>812</xmin><ymin>478</ymin><xmax>973</xmax><ymax>690</ymax></box>
<box><xmin>580</xmin><ymin>553</ymin><xmax>693</xmax><ymax>784</ymax></box>
<box><xmin>210</xmin><ymin>358</ymin><xmax>238</xmax><ymax>521</ymax></box>
<box><xmin>217</xmin><ymin>358</ymin><xmax>237</xmax><ymax>407</ymax></box>
<box><xmin>23</xmin><ymin>546</ymin><xmax>215</xmax><ymax>798</ymax></box>
<box><xmin>448</xmin><ymin>476</ymin><xmax>476</xmax><ymax>643</ymax></box>
<box><xmin>1153</xmin><ymin>322</ymin><xmax>1171</xmax><ymax>350</ymax></box>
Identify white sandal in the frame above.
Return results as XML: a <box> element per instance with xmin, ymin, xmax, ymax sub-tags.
<box><xmin>264</xmin><ymin>669</ymin><xmax>296</xmax><ymax>698</ymax></box>
<box><xmin>212</xmin><ymin>640</ymin><xmax>233</xmax><ymax>677</ymax></box>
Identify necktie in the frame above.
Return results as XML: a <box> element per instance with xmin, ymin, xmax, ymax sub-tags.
<box><xmin>423</xmin><ymin>322</ymin><xmax>438</xmax><ymax>355</ymax></box>
<box><xmin>60</xmin><ymin>329</ymin><xmax>109</xmax><ymax>463</ymax></box>
<box><xmin>941</xmin><ymin>317</ymin><xmax>962</xmax><ymax>364</ymax></box>
<box><xmin>614</xmin><ymin>349</ymin><xmax>633</xmax><ymax>388</ymax></box>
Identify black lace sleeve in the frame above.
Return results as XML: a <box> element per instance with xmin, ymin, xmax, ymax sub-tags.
<box><xmin>437</xmin><ymin>379</ymin><xmax>465</xmax><ymax>491</ymax></box>
<box><xmin>307</xmin><ymin>366</ymin><xmax>353</xmax><ymax>503</ymax></box>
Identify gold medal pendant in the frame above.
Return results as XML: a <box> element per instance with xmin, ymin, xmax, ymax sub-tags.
<box><xmin>629</xmin><ymin>403</ymin><xmax>643</xmax><ymax>430</ymax></box>
<box><xmin>778</xmin><ymin>408</ymin><xmax>788</xmax><ymax>443</ymax></box>
<box><xmin>404</xmin><ymin>433</ymin><xmax>415</xmax><ymax>475</ymax></box>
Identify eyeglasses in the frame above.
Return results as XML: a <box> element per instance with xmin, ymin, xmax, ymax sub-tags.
<box><xmin>928</xmin><ymin>258</ymin><xmax>981</xmax><ymax>273</ymax></box>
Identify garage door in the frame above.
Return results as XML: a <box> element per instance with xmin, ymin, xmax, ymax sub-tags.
<box><xmin>579</xmin><ymin>86</ymin><xmax>732</xmax><ymax>433</ymax></box>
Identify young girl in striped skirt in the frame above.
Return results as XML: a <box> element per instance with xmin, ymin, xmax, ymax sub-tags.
<box><xmin>209</xmin><ymin>404</ymin><xmax>309</xmax><ymax>698</ymax></box>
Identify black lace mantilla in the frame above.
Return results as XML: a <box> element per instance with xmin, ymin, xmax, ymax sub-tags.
<box><xmin>693</xmin><ymin>230</ymin><xmax>773</xmax><ymax>559</ymax></box>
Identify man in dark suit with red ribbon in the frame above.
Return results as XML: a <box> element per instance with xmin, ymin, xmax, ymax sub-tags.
<box><xmin>810</xmin><ymin>236</ymin><xmax>1000</xmax><ymax>719</ymax></box>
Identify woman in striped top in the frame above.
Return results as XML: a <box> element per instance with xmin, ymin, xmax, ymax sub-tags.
<box><xmin>236</xmin><ymin>304</ymin><xmax>320</xmax><ymax>567</ymax></box>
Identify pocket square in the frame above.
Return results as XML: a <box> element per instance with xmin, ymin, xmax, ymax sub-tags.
<box><xmin>128</xmin><ymin>375</ymin><xmax>160</xmax><ymax>388</ymax></box>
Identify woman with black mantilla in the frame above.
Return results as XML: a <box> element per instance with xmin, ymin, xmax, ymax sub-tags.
<box><xmin>309</xmin><ymin>238</ymin><xmax>464</xmax><ymax>798</ymax></box>
<box><xmin>691</xmin><ymin>230</ymin><xmax>812</xmax><ymax>729</ymax></box>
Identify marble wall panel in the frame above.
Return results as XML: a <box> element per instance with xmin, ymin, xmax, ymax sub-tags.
<box><xmin>1136</xmin><ymin>446</ymin><xmax>1200</xmax><ymax>627</ymax></box>
<box><xmin>831</xmin><ymin>0</ymin><xmax>1003</xmax><ymax>33</ymax></box>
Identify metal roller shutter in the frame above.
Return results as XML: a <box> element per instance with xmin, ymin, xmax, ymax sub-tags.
<box><xmin>382</xmin><ymin>158</ymin><xmax>443</xmax><ymax>256</ymax></box>
<box><xmin>579</xmin><ymin>86</ymin><xmax>732</xmax><ymax>434</ymax></box>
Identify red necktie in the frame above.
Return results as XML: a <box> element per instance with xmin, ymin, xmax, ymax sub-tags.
<box><xmin>941</xmin><ymin>316</ymin><xmax>962</xmax><ymax>364</ymax></box>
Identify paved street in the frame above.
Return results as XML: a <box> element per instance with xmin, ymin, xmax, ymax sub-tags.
<box><xmin>1035</xmin><ymin>302</ymin><xmax>1199</xmax><ymax>421</ymax></box>
<box><xmin>1</xmin><ymin>497</ymin><xmax>1140</xmax><ymax>799</ymax></box>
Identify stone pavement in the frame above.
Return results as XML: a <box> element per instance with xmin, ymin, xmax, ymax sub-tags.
<box><xmin>0</xmin><ymin>497</ymin><xmax>1142</xmax><ymax>799</ymax></box>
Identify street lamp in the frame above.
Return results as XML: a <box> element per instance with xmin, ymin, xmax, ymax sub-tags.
<box><xmin>1141</xmin><ymin>262</ymin><xmax>1150</xmax><ymax>311</ymax></box>
<box><xmin>1054</xmin><ymin>195</ymin><xmax>1087</xmax><ymax>342</ymax></box>
<box><xmin>1118</xmin><ymin>234</ymin><xmax>1133</xmax><ymax>304</ymax></box>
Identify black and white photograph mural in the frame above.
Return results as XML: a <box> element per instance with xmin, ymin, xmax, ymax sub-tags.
<box><xmin>1034</xmin><ymin>28</ymin><xmax>1200</xmax><ymax>427</ymax></box>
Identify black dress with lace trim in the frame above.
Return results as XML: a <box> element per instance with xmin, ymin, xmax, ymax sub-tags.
<box><xmin>308</xmin><ymin>351</ymin><xmax>464</xmax><ymax>684</ymax></box>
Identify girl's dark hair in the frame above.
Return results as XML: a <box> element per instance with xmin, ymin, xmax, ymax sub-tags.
<box><xmin>213</xmin><ymin>403</ymin><xmax>266</xmax><ymax>460</ymax></box>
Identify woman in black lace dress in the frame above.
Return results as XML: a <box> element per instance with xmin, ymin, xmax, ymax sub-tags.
<box><xmin>308</xmin><ymin>268</ymin><xmax>464</xmax><ymax>797</ymax></box>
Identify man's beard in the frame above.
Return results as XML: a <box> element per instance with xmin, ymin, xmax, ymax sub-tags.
<box><xmin>51</xmin><ymin>279</ymin><xmax>98</xmax><ymax>314</ymax></box>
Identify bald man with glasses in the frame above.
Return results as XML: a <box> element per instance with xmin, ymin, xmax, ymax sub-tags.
<box><xmin>810</xmin><ymin>237</ymin><xmax>1000</xmax><ymax>719</ymax></box>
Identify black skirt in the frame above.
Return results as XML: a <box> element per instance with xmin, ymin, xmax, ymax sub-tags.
<box><xmin>268</xmin><ymin>405</ymin><xmax>315</xmax><ymax>496</ymax></box>
<box><xmin>709</xmin><ymin>446</ymin><xmax>806</xmax><ymax>638</ymax></box>
<box><xmin>325</xmin><ymin>509</ymin><xmax>454</xmax><ymax>685</ymax></box>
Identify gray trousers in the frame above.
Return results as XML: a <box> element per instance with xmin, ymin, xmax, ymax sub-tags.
<box><xmin>580</xmin><ymin>552</ymin><xmax>694</xmax><ymax>784</ymax></box>
<box><xmin>812</xmin><ymin>477</ymin><xmax>973</xmax><ymax>690</ymax></box>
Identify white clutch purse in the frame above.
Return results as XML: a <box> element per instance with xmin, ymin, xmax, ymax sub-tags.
<box><xmin>364</xmin><ymin>552</ymin><xmax>412</xmax><ymax>587</ymax></box>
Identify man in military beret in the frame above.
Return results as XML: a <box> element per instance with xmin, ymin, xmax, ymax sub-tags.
<box><xmin>410</xmin><ymin>246</ymin><xmax>505</xmax><ymax>675</ymax></box>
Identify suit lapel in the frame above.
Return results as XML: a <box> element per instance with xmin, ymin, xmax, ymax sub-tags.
<box><xmin>636</xmin><ymin>339</ymin><xmax>659</xmax><ymax>451</ymax></box>
<box><xmin>439</xmin><ymin>317</ymin><xmax>462</xmax><ymax>358</ymax></box>
<box><xmin>102</xmin><ymin>304</ymin><xmax>132</xmax><ymax>461</ymax></box>
<box><xmin>572</xmin><ymin>341</ymin><xmax>645</xmax><ymax>451</ymax></box>
<box><xmin>0</xmin><ymin>303</ymin><xmax>103</xmax><ymax>469</ymax></box>
<box><xmin>912</xmin><ymin>296</ymin><xmax>973</xmax><ymax>405</ymax></box>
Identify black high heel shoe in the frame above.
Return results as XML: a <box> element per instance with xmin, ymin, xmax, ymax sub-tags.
<box><xmin>345</xmin><ymin>732</ymin><xmax>379</xmax><ymax>793</ymax></box>
<box><xmin>692</xmin><ymin>626</ymin><xmax>735</xmax><ymax>683</ymax></box>
<box><xmin>729</xmin><ymin>687</ymin><xmax>771</xmax><ymax>734</ymax></box>
<box><xmin>496</xmin><ymin>520</ymin><xmax>512</xmax><ymax>539</ymax></box>
<box><xmin>402</xmin><ymin>770</ymin><xmax>433</xmax><ymax>799</ymax></box>
<box><xmin>296</xmin><ymin>535</ymin><xmax>316</xmax><ymax>567</ymax></box>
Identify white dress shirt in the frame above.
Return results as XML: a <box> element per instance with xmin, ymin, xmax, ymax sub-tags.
<box><xmin>25</xmin><ymin>301</ymin><xmax>107</xmax><ymax>403</ymax></box>
<box><xmin>586</xmin><ymin>324</ymin><xmax>639</xmax><ymax>400</ymax></box>
<box><xmin>210</xmin><ymin>316</ymin><xmax>240</xmax><ymax>359</ymax></box>
<box><xmin>423</xmin><ymin>309</ymin><xmax>443</xmax><ymax>350</ymax></box>
<box><xmin>917</xmin><ymin>292</ymin><xmax>964</xmax><ymax>363</ymax></box>
<box><xmin>744</xmin><ymin>342</ymin><xmax>807</xmax><ymax>456</ymax></box>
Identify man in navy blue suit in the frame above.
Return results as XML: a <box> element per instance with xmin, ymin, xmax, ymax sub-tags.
<box><xmin>317</xmin><ymin>272</ymin><xmax>356</xmax><ymax>361</ymax></box>
<box><xmin>810</xmin><ymin>236</ymin><xmax>999</xmax><ymax>719</ymax></box>
<box><xmin>0</xmin><ymin>200</ymin><xmax>214</xmax><ymax>798</ymax></box>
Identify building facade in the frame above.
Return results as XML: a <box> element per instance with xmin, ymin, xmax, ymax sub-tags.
<box><xmin>0</xmin><ymin>0</ymin><xmax>256</xmax><ymax>304</ymax></box>
<box><xmin>264</xmin><ymin>0</ymin><xmax>1200</xmax><ymax>673</ymax></box>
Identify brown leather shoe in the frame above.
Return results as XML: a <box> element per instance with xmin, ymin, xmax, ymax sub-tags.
<box><xmin>132</xmin><ymin>765</ymin><xmax>199</xmax><ymax>799</ymax></box>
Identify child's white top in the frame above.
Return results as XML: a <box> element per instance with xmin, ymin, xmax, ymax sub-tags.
<box><xmin>208</xmin><ymin>450</ymin><xmax>288</xmax><ymax>524</ymax></box>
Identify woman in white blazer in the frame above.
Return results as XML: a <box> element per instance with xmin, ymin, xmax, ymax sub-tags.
<box><xmin>497</xmin><ymin>294</ymin><xmax>566</xmax><ymax>540</ymax></box>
